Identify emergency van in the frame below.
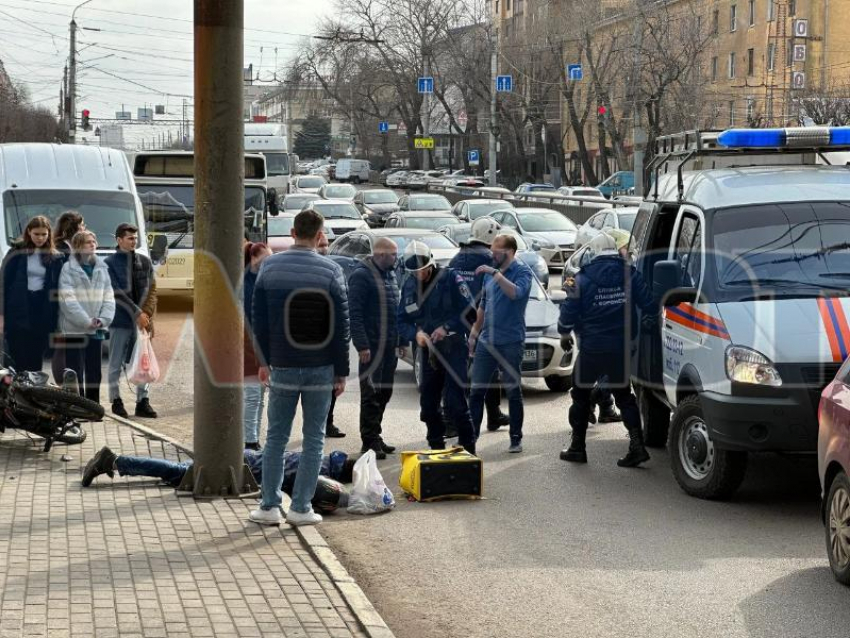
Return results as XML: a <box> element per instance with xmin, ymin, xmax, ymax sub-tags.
<box><xmin>630</xmin><ymin>127</ymin><xmax>850</xmax><ymax>500</ymax></box>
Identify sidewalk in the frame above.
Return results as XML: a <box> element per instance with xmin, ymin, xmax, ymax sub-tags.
<box><xmin>0</xmin><ymin>418</ymin><xmax>393</xmax><ymax>638</ymax></box>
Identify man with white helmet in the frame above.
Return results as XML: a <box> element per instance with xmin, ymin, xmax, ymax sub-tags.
<box><xmin>558</xmin><ymin>231</ymin><xmax>656</xmax><ymax>467</ymax></box>
<box><xmin>398</xmin><ymin>240</ymin><xmax>477</xmax><ymax>453</ymax></box>
<box><xmin>448</xmin><ymin>216</ymin><xmax>510</xmax><ymax>432</ymax></box>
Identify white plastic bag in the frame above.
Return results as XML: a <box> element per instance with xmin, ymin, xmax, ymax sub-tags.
<box><xmin>347</xmin><ymin>449</ymin><xmax>395</xmax><ymax>515</ymax></box>
<box><xmin>128</xmin><ymin>330</ymin><xmax>160</xmax><ymax>385</ymax></box>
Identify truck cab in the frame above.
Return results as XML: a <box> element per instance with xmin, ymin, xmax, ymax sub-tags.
<box><xmin>631</xmin><ymin>127</ymin><xmax>850</xmax><ymax>499</ymax></box>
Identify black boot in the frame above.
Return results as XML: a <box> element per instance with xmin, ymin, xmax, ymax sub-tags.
<box><xmin>380</xmin><ymin>440</ymin><xmax>396</xmax><ymax>454</ymax></box>
<box><xmin>360</xmin><ymin>441</ymin><xmax>387</xmax><ymax>460</ymax></box>
<box><xmin>486</xmin><ymin>411</ymin><xmax>510</xmax><ymax>432</ymax></box>
<box><xmin>597</xmin><ymin>404</ymin><xmax>622</xmax><ymax>424</ymax></box>
<box><xmin>244</xmin><ymin>442</ymin><xmax>261</xmax><ymax>451</ymax></box>
<box><xmin>560</xmin><ymin>428</ymin><xmax>587</xmax><ymax>463</ymax></box>
<box><xmin>82</xmin><ymin>446</ymin><xmax>117</xmax><ymax>487</ymax></box>
<box><xmin>326</xmin><ymin>423</ymin><xmax>346</xmax><ymax>438</ymax></box>
<box><xmin>617</xmin><ymin>429</ymin><xmax>650</xmax><ymax>467</ymax></box>
<box><xmin>135</xmin><ymin>398</ymin><xmax>158</xmax><ymax>419</ymax></box>
<box><xmin>111</xmin><ymin>398</ymin><xmax>128</xmax><ymax>419</ymax></box>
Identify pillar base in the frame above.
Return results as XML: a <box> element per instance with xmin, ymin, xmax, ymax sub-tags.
<box><xmin>176</xmin><ymin>463</ymin><xmax>260</xmax><ymax>499</ymax></box>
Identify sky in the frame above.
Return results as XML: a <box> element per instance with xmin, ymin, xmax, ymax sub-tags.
<box><xmin>0</xmin><ymin>0</ymin><xmax>333</xmax><ymax>148</ymax></box>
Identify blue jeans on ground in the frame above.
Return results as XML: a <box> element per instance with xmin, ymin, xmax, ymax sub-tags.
<box><xmin>108</xmin><ymin>327</ymin><xmax>149</xmax><ymax>403</ymax></box>
<box><xmin>469</xmin><ymin>340</ymin><xmax>524</xmax><ymax>443</ymax></box>
<box><xmin>419</xmin><ymin>336</ymin><xmax>475</xmax><ymax>453</ymax></box>
<box><xmin>261</xmin><ymin>365</ymin><xmax>333</xmax><ymax>514</ymax></box>
<box><xmin>115</xmin><ymin>455</ymin><xmax>191</xmax><ymax>488</ymax></box>
<box><xmin>243</xmin><ymin>382</ymin><xmax>266</xmax><ymax>444</ymax></box>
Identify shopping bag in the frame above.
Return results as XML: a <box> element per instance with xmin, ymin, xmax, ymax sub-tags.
<box><xmin>128</xmin><ymin>330</ymin><xmax>160</xmax><ymax>385</ymax></box>
<box><xmin>347</xmin><ymin>450</ymin><xmax>395</xmax><ymax>515</ymax></box>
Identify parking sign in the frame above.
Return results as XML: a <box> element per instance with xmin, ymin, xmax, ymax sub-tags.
<box><xmin>468</xmin><ymin>149</ymin><xmax>480</xmax><ymax>166</ymax></box>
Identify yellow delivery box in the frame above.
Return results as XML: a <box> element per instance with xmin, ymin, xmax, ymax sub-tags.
<box><xmin>399</xmin><ymin>447</ymin><xmax>483</xmax><ymax>502</ymax></box>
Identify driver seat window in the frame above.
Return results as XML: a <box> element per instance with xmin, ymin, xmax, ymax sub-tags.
<box><xmin>674</xmin><ymin>215</ymin><xmax>703</xmax><ymax>289</ymax></box>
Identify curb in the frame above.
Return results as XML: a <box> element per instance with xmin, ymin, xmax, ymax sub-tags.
<box><xmin>104</xmin><ymin>414</ymin><xmax>396</xmax><ymax>638</ymax></box>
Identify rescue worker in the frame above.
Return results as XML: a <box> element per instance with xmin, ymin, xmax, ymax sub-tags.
<box><xmin>448</xmin><ymin>217</ymin><xmax>510</xmax><ymax>432</ymax></box>
<box><xmin>398</xmin><ymin>241</ymin><xmax>477</xmax><ymax>454</ymax></box>
<box><xmin>558</xmin><ymin>232</ymin><xmax>656</xmax><ymax>467</ymax></box>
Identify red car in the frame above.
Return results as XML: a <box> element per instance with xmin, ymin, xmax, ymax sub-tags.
<box><xmin>818</xmin><ymin>358</ymin><xmax>850</xmax><ymax>585</ymax></box>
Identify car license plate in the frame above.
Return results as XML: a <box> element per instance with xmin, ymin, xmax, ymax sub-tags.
<box><xmin>522</xmin><ymin>349</ymin><xmax>537</xmax><ymax>363</ymax></box>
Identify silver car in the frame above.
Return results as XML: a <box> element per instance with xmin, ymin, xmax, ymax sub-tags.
<box><xmin>488</xmin><ymin>207</ymin><xmax>579</xmax><ymax>269</ymax></box>
<box><xmin>574</xmin><ymin>206</ymin><xmax>639</xmax><ymax>248</ymax></box>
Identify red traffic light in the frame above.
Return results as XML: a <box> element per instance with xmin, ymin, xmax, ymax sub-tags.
<box><xmin>82</xmin><ymin>109</ymin><xmax>90</xmax><ymax>117</ymax></box>
<box><xmin>597</xmin><ymin>105</ymin><xmax>607</xmax><ymax>115</ymax></box>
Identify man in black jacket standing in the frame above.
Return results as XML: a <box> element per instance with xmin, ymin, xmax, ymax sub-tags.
<box><xmin>348</xmin><ymin>237</ymin><xmax>400</xmax><ymax>459</ymax></box>
<box><xmin>105</xmin><ymin>224</ymin><xmax>157</xmax><ymax>418</ymax></box>
<box><xmin>249</xmin><ymin>210</ymin><xmax>351</xmax><ymax>527</ymax></box>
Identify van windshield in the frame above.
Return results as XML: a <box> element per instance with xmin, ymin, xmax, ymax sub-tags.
<box><xmin>264</xmin><ymin>153</ymin><xmax>289</xmax><ymax>177</ymax></box>
<box><xmin>3</xmin><ymin>189</ymin><xmax>137</xmax><ymax>249</ymax></box>
<box><xmin>714</xmin><ymin>202</ymin><xmax>850</xmax><ymax>289</ymax></box>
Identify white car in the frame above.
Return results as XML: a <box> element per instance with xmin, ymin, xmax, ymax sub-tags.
<box><xmin>488</xmin><ymin>207</ymin><xmax>578</xmax><ymax>268</ymax></box>
<box><xmin>386</xmin><ymin>171</ymin><xmax>408</xmax><ymax>187</ymax></box>
<box><xmin>574</xmin><ymin>206</ymin><xmax>639</xmax><ymax>248</ymax></box>
<box><xmin>301</xmin><ymin>198</ymin><xmax>368</xmax><ymax>241</ymax></box>
<box><xmin>317</xmin><ymin>183</ymin><xmax>357</xmax><ymax>201</ymax></box>
<box><xmin>291</xmin><ymin>175</ymin><xmax>327</xmax><ymax>194</ymax></box>
<box><xmin>558</xmin><ymin>186</ymin><xmax>605</xmax><ymax>199</ymax></box>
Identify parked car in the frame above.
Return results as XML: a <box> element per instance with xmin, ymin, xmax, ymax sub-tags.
<box><xmin>398</xmin><ymin>193</ymin><xmax>453</xmax><ymax>214</ymax></box>
<box><xmin>317</xmin><ymin>183</ymin><xmax>357</xmax><ymax>201</ymax></box>
<box><xmin>574</xmin><ymin>206</ymin><xmax>639</xmax><ymax>248</ymax></box>
<box><xmin>354</xmin><ymin>189</ymin><xmax>401</xmax><ymax>227</ymax></box>
<box><xmin>379</xmin><ymin>168</ymin><xmax>403</xmax><ymax>186</ymax></box>
<box><xmin>558</xmin><ymin>186</ymin><xmax>604</xmax><ymax>199</ymax></box>
<box><xmin>291</xmin><ymin>175</ymin><xmax>327</xmax><ymax>194</ymax></box>
<box><xmin>438</xmin><ymin>223</ymin><xmax>549</xmax><ymax>287</ymax></box>
<box><xmin>488</xmin><ymin>207</ymin><xmax>578</xmax><ymax>268</ymax></box>
<box><xmin>450</xmin><ymin>198</ymin><xmax>514</xmax><ymax>222</ymax></box>
<box><xmin>266</xmin><ymin>213</ymin><xmax>335</xmax><ymax>253</ymax></box>
<box><xmin>819</xmin><ymin>359</ymin><xmax>850</xmax><ymax>585</ymax></box>
<box><xmin>335</xmin><ymin>158</ymin><xmax>371</xmax><ymax>183</ymax></box>
<box><xmin>384</xmin><ymin>211</ymin><xmax>460</xmax><ymax>230</ymax></box>
<box><xmin>471</xmin><ymin>186</ymin><xmax>512</xmax><ymax>197</ymax></box>
<box><xmin>405</xmin><ymin>171</ymin><xmax>429</xmax><ymax>190</ymax></box>
<box><xmin>595</xmin><ymin>171</ymin><xmax>634</xmax><ymax>198</ymax></box>
<box><xmin>301</xmin><ymin>199</ymin><xmax>368</xmax><ymax>240</ymax></box>
<box><xmin>281</xmin><ymin>193</ymin><xmax>321</xmax><ymax>213</ymax></box>
<box><xmin>386</xmin><ymin>170</ymin><xmax>409</xmax><ymax>188</ymax></box>
<box><xmin>515</xmin><ymin>183</ymin><xmax>556</xmax><ymax>195</ymax></box>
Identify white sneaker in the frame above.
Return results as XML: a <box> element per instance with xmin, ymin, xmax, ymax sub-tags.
<box><xmin>249</xmin><ymin>507</ymin><xmax>282</xmax><ymax>526</ymax></box>
<box><xmin>286</xmin><ymin>508</ymin><xmax>323</xmax><ymax>526</ymax></box>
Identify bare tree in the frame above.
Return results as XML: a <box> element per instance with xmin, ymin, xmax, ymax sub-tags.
<box><xmin>795</xmin><ymin>81</ymin><xmax>850</xmax><ymax>126</ymax></box>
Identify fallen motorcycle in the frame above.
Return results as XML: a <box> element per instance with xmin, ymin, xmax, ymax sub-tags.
<box><xmin>0</xmin><ymin>366</ymin><xmax>103</xmax><ymax>452</ymax></box>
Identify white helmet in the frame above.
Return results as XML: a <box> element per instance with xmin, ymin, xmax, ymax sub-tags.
<box><xmin>470</xmin><ymin>217</ymin><xmax>500</xmax><ymax>246</ymax></box>
<box><xmin>402</xmin><ymin>240</ymin><xmax>435</xmax><ymax>272</ymax></box>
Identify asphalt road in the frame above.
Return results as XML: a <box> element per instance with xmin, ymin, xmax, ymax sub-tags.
<box><xmin>148</xmin><ymin>295</ymin><xmax>850</xmax><ymax>638</ymax></box>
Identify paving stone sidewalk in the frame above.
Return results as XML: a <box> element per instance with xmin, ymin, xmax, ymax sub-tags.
<box><xmin>0</xmin><ymin>420</ymin><xmax>377</xmax><ymax>638</ymax></box>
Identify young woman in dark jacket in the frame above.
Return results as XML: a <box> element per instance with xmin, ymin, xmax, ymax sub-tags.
<box><xmin>1</xmin><ymin>216</ymin><xmax>64</xmax><ymax>372</ymax></box>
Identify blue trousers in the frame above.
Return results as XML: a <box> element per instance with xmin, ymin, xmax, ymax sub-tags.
<box><xmin>419</xmin><ymin>337</ymin><xmax>475</xmax><ymax>453</ymax></box>
<box><xmin>469</xmin><ymin>340</ymin><xmax>524</xmax><ymax>443</ymax></box>
<box><xmin>116</xmin><ymin>455</ymin><xmax>191</xmax><ymax>488</ymax></box>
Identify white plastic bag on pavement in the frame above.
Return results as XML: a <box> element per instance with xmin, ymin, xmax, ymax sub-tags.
<box><xmin>347</xmin><ymin>449</ymin><xmax>395</xmax><ymax>515</ymax></box>
<box><xmin>128</xmin><ymin>330</ymin><xmax>160</xmax><ymax>385</ymax></box>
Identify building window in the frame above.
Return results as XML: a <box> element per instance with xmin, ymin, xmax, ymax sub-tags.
<box><xmin>789</xmin><ymin>0</ymin><xmax>796</xmax><ymax>14</ymax></box>
<box><xmin>787</xmin><ymin>45</ymin><xmax>794</xmax><ymax>66</ymax></box>
<box><xmin>711</xmin><ymin>56</ymin><xmax>718</xmax><ymax>82</ymax></box>
<box><xmin>729</xmin><ymin>52</ymin><xmax>736</xmax><ymax>78</ymax></box>
<box><xmin>748</xmin><ymin>0</ymin><xmax>755</xmax><ymax>26</ymax></box>
<box><xmin>767</xmin><ymin>0</ymin><xmax>775</xmax><ymax>21</ymax></box>
<box><xmin>515</xmin><ymin>0</ymin><xmax>523</xmax><ymax>15</ymax></box>
<box><xmin>746</xmin><ymin>98</ymin><xmax>755</xmax><ymax>122</ymax></box>
<box><xmin>730</xmin><ymin>4</ymin><xmax>737</xmax><ymax>32</ymax></box>
<box><xmin>713</xmin><ymin>9</ymin><xmax>719</xmax><ymax>34</ymax></box>
<box><xmin>747</xmin><ymin>48</ymin><xmax>755</xmax><ymax>75</ymax></box>
<box><xmin>767</xmin><ymin>42</ymin><xmax>776</xmax><ymax>70</ymax></box>
<box><xmin>495</xmin><ymin>0</ymin><xmax>499</xmax><ymax>13</ymax></box>
<box><xmin>506</xmin><ymin>0</ymin><xmax>510</xmax><ymax>11</ymax></box>
<box><xmin>729</xmin><ymin>101</ymin><xmax>735</xmax><ymax>126</ymax></box>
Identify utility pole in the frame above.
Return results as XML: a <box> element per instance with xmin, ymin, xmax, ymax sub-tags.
<box><xmin>488</xmin><ymin>26</ymin><xmax>498</xmax><ymax>187</ymax></box>
<box><xmin>422</xmin><ymin>51</ymin><xmax>430</xmax><ymax>171</ymax></box>
<box><xmin>178</xmin><ymin>0</ymin><xmax>256</xmax><ymax>498</ymax></box>
<box><xmin>631</xmin><ymin>18</ymin><xmax>645</xmax><ymax>197</ymax></box>
<box><xmin>68</xmin><ymin>19</ymin><xmax>77</xmax><ymax>142</ymax></box>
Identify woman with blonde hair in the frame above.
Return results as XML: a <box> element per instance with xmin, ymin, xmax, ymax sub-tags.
<box><xmin>0</xmin><ymin>216</ymin><xmax>63</xmax><ymax>371</ymax></box>
<box><xmin>58</xmin><ymin>230</ymin><xmax>115</xmax><ymax>403</ymax></box>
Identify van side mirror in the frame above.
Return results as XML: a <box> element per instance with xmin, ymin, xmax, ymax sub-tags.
<box><xmin>150</xmin><ymin>234</ymin><xmax>168</xmax><ymax>264</ymax></box>
<box><xmin>267</xmin><ymin>188</ymin><xmax>279</xmax><ymax>216</ymax></box>
<box><xmin>653</xmin><ymin>260</ymin><xmax>682</xmax><ymax>300</ymax></box>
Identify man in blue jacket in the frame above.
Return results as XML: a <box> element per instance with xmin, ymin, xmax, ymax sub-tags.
<box><xmin>249</xmin><ymin>210</ymin><xmax>351</xmax><ymax>527</ymax></box>
<box><xmin>398</xmin><ymin>241</ymin><xmax>477</xmax><ymax>454</ymax></box>
<box><xmin>558</xmin><ymin>232</ymin><xmax>656</xmax><ymax>467</ymax></box>
<box><xmin>348</xmin><ymin>237</ymin><xmax>400</xmax><ymax>459</ymax></box>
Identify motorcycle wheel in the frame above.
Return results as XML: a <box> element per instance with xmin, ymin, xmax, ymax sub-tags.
<box><xmin>18</xmin><ymin>386</ymin><xmax>105</xmax><ymax>422</ymax></box>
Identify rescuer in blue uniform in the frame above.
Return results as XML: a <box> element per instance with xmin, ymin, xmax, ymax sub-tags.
<box><xmin>398</xmin><ymin>240</ymin><xmax>477</xmax><ymax>454</ymax></box>
<box><xmin>558</xmin><ymin>232</ymin><xmax>656</xmax><ymax>467</ymax></box>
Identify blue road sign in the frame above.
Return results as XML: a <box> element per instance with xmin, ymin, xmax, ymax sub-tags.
<box><xmin>418</xmin><ymin>77</ymin><xmax>434</xmax><ymax>94</ymax></box>
<box><xmin>378</xmin><ymin>121</ymin><xmax>389</xmax><ymax>133</ymax></box>
<box><xmin>496</xmin><ymin>75</ymin><xmax>513</xmax><ymax>92</ymax></box>
<box><xmin>568</xmin><ymin>64</ymin><xmax>583</xmax><ymax>81</ymax></box>
<box><xmin>468</xmin><ymin>149</ymin><xmax>480</xmax><ymax>165</ymax></box>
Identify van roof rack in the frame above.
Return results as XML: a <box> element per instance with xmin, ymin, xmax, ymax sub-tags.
<box><xmin>647</xmin><ymin>127</ymin><xmax>850</xmax><ymax>201</ymax></box>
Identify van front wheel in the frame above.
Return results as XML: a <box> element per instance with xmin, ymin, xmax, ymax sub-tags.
<box><xmin>669</xmin><ymin>395</ymin><xmax>747</xmax><ymax>500</ymax></box>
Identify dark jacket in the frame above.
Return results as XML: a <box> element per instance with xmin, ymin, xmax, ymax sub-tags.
<box><xmin>558</xmin><ymin>255</ymin><xmax>654</xmax><ymax>353</ymax></box>
<box><xmin>104</xmin><ymin>250</ymin><xmax>157</xmax><ymax>333</ymax></box>
<box><xmin>252</xmin><ymin>246</ymin><xmax>350</xmax><ymax>377</ymax></box>
<box><xmin>0</xmin><ymin>246</ymin><xmax>63</xmax><ymax>334</ymax></box>
<box><xmin>347</xmin><ymin>258</ymin><xmax>400</xmax><ymax>353</ymax></box>
<box><xmin>449</xmin><ymin>244</ymin><xmax>492</xmax><ymax>326</ymax></box>
<box><xmin>243</xmin><ymin>266</ymin><xmax>261</xmax><ymax>377</ymax></box>
<box><xmin>397</xmin><ymin>265</ymin><xmax>475</xmax><ymax>347</ymax></box>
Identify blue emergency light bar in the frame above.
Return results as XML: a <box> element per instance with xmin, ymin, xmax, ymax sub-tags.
<box><xmin>718</xmin><ymin>126</ymin><xmax>850</xmax><ymax>148</ymax></box>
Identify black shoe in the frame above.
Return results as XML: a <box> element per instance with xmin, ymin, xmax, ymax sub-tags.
<box><xmin>588</xmin><ymin>410</ymin><xmax>597</xmax><ymax>425</ymax></box>
<box><xmin>244</xmin><ymin>442</ymin><xmax>261</xmax><ymax>451</ymax></box>
<box><xmin>597</xmin><ymin>407</ymin><xmax>622</xmax><ymax>424</ymax></box>
<box><xmin>380</xmin><ymin>441</ymin><xmax>397</xmax><ymax>454</ymax></box>
<box><xmin>617</xmin><ymin>431</ymin><xmax>650</xmax><ymax>467</ymax></box>
<box><xmin>82</xmin><ymin>446</ymin><xmax>117</xmax><ymax>487</ymax></box>
<box><xmin>486</xmin><ymin>412</ymin><xmax>510</xmax><ymax>431</ymax></box>
<box><xmin>134</xmin><ymin>399</ymin><xmax>158</xmax><ymax>419</ymax></box>
<box><xmin>111</xmin><ymin>398</ymin><xmax>128</xmax><ymax>419</ymax></box>
<box><xmin>560</xmin><ymin>446</ymin><xmax>588</xmax><ymax>463</ymax></box>
<box><xmin>428</xmin><ymin>440</ymin><xmax>445</xmax><ymax>451</ymax></box>
<box><xmin>360</xmin><ymin>442</ymin><xmax>386</xmax><ymax>460</ymax></box>
<box><xmin>444</xmin><ymin>424</ymin><xmax>458</xmax><ymax>439</ymax></box>
<box><xmin>326</xmin><ymin>423</ymin><xmax>346</xmax><ymax>438</ymax></box>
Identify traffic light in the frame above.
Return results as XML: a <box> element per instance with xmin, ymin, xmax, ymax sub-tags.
<box><xmin>81</xmin><ymin>109</ymin><xmax>91</xmax><ymax>131</ymax></box>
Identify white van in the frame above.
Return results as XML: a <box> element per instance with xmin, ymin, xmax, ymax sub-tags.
<box><xmin>335</xmin><ymin>158</ymin><xmax>371</xmax><ymax>183</ymax></box>
<box><xmin>0</xmin><ymin>144</ymin><xmax>150</xmax><ymax>258</ymax></box>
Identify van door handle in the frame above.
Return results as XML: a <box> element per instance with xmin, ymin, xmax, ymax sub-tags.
<box><xmin>664</xmin><ymin>323</ymin><xmax>673</xmax><ymax>330</ymax></box>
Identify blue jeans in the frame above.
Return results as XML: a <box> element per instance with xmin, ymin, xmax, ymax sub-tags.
<box><xmin>261</xmin><ymin>365</ymin><xmax>333</xmax><ymax>514</ymax></box>
<box><xmin>108</xmin><ymin>327</ymin><xmax>149</xmax><ymax>403</ymax></box>
<box><xmin>469</xmin><ymin>340</ymin><xmax>524</xmax><ymax>443</ymax></box>
<box><xmin>115</xmin><ymin>455</ymin><xmax>191</xmax><ymax>488</ymax></box>
<box><xmin>243</xmin><ymin>382</ymin><xmax>266</xmax><ymax>444</ymax></box>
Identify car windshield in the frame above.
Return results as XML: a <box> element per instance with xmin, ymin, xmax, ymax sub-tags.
<box><xmin>571</xmin><ymin>189</ymin><xmax>602</xmax><ymax>197</ymax></box>
<box><xmin>282</xmin><ymin>195</ymin><xmax>318</xmax><ymax>212</ymax></box>
<box><xmin>467</xmin><ymin>201</ymin><xmax>513</xmax><ymax>220</ymax></box>
<box><xmin>3</xmin><ymin>189</ymin><xmax>138</xmax><ymax>249</ymax></box>
<box><xmin>714</xmin><ymin>202</ymin><xmax>850</xmax><ymax>289</ymax></box>
<box><xmin>527</xmin><ymin>185</ymin><xmax>555</xmax><ymax>192</ymax></box>
<box><xmin>364</xmin><ymin>191</ymin><xmax>398</xmax><ymax>204</ymax></box>
<box><xmin>405</xmin><ymin>216</ymin><xmax>459</xmax><ymax>230</ymax></box>
<box><xmin>518</xmin><ymin>212</ymin><xmax>577</xmax><ymax>232</ymax></box>
<box><xmin>529</xmin><ymin>275</ymin><xmax>547</xmax><ymax>301</ymax></box>
<box><xmin>264</xmin><ymin>153</ymin><xmax>289</xmax><ymax>177</ymax></box>
<box><xmin>314</xmin><ymin>203</ymin><xmax>361</xmax><ymax>219</ymax></box>
<box><xmin>408</xmin><ymin>196</ymin><xmax>451</xmax><ymax>211</ymax></box>
<box><xmin>391</xmin><ymin>234</ymin><xmax>457</xmax><ymax>254</ymax></box>
<box><xmin>618</xmin><ymin>213</ymin><xmax>637</xmax><ymax>232</ymax></box>
<box><xmin>135</xmin><ymin>185</ymin><xmax>267</xmax><ymax>247</ymax></box>
<box><xmin>323</xmin><ymin>185</ymin><xmax>356</xmax><ymax>198</ymax></box>
<box><xmin>298</xmin><ymin>177</ymin><xmax>325</xmax><ymax>188</ymax></box>
<box><xmin>267</xmin><ymin>216</ymin><xmax>295</xmax><ymax>236</ymax></box>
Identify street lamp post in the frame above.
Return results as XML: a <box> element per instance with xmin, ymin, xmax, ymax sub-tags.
<box><xmin>68</xmin><ymin>0</ymin><xmax>93</xmax><ymax>143</ymax></box>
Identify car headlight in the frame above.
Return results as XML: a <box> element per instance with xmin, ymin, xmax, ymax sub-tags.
<box><xmin>725</xmin><ymin>346</ymin><xmax>782</xmax><ymax>386</ymax></box>
<box><xmin>537</xmin><ymin>238</ymin><xmax>556</xmax><ymax>249</ymax></box>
